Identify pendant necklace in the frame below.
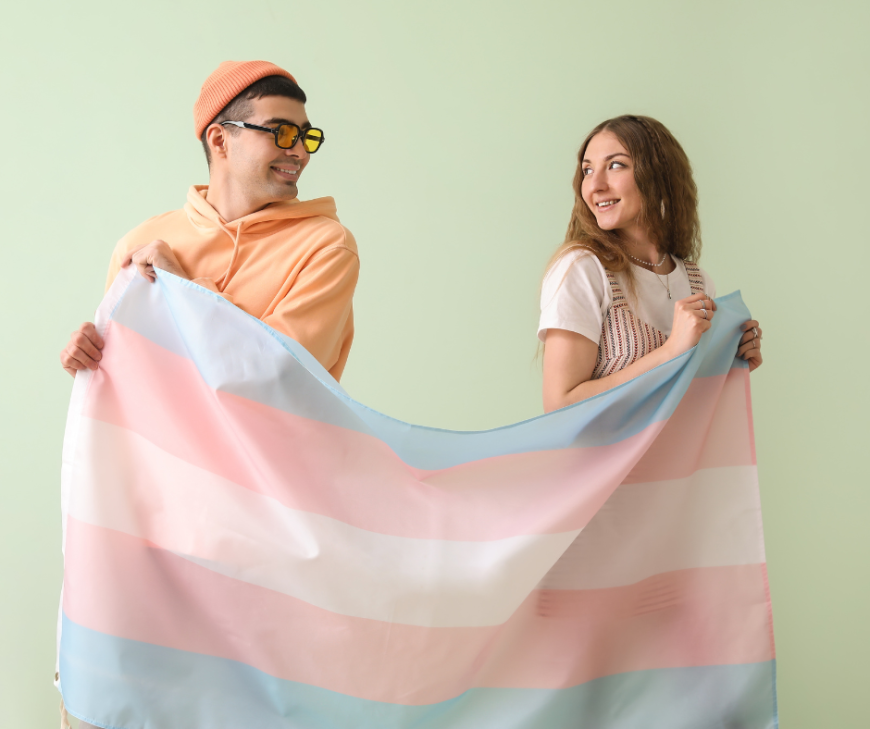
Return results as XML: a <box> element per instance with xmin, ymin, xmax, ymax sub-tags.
<box><xmin>627</xmin><ymin>251</ymin><xmax>672</xmax><ymax>299</ymax></box>
<box><xmin>656</xmin><ymin>270</ymin><xmax>671</xmax><ymax>299</ymax></box>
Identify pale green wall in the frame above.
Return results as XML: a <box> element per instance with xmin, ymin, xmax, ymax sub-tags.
<box><xmin>1</xmin><ymin>1</ymin><xmax>867</xmax><ymax>726</ymax></box>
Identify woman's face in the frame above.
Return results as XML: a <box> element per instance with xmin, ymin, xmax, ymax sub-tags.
<box><xmin>580</xmin><ymin>131</ymin><xmax>643</xmax><ymax>233</ymax></box>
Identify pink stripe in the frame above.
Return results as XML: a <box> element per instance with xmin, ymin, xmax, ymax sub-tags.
<box><xmin>743</xmin><ymin>365</ymin><xmax>758</xmax><ymax>465</ymax></box>
<box><xmin>623</xmin><ymin>366</ymin><xmax>755</xmax><ymax>484</ymax></box>
<box><xmin>65</xmin><ymin>518</ymin><xmax>774</xmax><ymax>705</ymax></box>
<box><xmin>82</xmin><ymin>323</ymin><xmax>752</xmax><ymax>540</ymax></box>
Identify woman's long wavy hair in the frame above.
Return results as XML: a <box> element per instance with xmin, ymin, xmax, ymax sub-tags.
<box><xmin>545</xmin><ymin>115</ymin><xmax>702</xmax><ymax>288</ymax></box>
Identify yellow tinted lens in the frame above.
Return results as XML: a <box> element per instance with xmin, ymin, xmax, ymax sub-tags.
<box><xmin>276</xmin><ymin>124</ymin><xmax>300</xmax><ymax>148</ymax></box>
<box><xmin>303</xmin><ymin>129</ymin><xmax>323</xmax><ymax>152</ymax></box>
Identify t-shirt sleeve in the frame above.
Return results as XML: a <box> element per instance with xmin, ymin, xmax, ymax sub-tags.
<box><xmin>537</xmin><ymin>251</ymin><xmax>610</xmax><ymax>344</ymax></box>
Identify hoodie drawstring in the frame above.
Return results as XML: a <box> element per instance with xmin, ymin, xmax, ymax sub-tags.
<box><xmin>214</xmin><ymin>220</ymin><xmax>245</xmax><ymax>291</ymax></box>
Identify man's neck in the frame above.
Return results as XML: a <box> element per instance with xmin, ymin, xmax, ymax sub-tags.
<box><xmin>205</xmin><ymin>174</ymin><xmax>275</xmax><ymax>222</ymax></box>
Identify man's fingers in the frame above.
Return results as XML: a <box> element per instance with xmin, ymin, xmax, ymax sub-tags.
<box><xmin>122</xmin><ymin>243</ymin><xmax>149</xmax><ymax>268</ymax></box>
<box><xmin>129</xmin><ymin>249</ymin><xmax>160</xmax><ymax>282</ymax></box>
<box><xmin>62</xmin><ymin>322</ymin><xmax>105</xmax><ymax>372</ymax></box>
<box><xmin>61</xmin><ymin>346</ymin><xmax>98</xmax><ymax>371</ymax></box>
<box><xmin>72</xmin><ymin>331</ymin><xmax>103</xmax><ymax>362</ymax></box>
<box><xmin>136</xmin><ymin>262</ymin><xmax>157</xmax><ymax>282</ymax></box>
<box><xmin>128</xmin><ymin>253</ymin><xmax>157</xmax><ymax>282</ymax></box>
<box><xmin>80</xmin><ymin>322</ymin><xmax>105</xmax><ymax>349</ymax></box>
<box><xmin>61</xmin><ymin>322</ymin><xmax>105</xmax><ymax>376</ymax></box>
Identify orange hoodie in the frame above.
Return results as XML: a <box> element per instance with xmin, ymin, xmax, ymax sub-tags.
<box><xmin>106</xmin><ymin>186</ymin><xmax>360</xmax><ymax>381</ymax></box>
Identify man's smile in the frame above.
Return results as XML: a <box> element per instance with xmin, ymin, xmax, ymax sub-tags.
<box><xmin>272</xmin><ymin>164</ymin><xmax>300</xmax><ymax>180</ymax></box>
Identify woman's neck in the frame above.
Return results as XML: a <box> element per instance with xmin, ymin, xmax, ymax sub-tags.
<box><xmin>621</xmin><ymin>227</ymin><xmax>675</xmax><ymax>273</ymax></box>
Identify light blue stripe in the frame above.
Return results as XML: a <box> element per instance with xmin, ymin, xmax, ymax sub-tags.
<box><xmin>60</xmin><ymin>615</ymin><xmax>777</xmax><ymax>729</ymax></box>
<box><xmin>108</xmin><ymin>273</ymin><xmax>751</xmax><ymax>470</ymax></box>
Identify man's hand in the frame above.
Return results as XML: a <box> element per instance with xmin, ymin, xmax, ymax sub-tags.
<box><xmin>60</xmin><ymin>322</ymin><xmax>105</xmax><ymax>378</ymax></box>
<box><xmin>122</xmin><ymin>239</ymin><xmax>189</xmax><ymax>283</ymax></box>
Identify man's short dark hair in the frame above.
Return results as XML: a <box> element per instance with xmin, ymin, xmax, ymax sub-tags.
<box><xmin>200</xmin><ymin>75</ymin><xmax>307</xmax><ymax>166</ymax></box>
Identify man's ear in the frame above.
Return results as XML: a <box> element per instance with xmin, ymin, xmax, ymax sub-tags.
<box><xmin>206</xmin><ymin>124</ymin><xmax>229</xmax><ymax>162</ymax></box>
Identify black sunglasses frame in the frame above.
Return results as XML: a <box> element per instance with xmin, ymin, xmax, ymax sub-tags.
<box><xmin>219</xmin><ymin>121</ymin><xmax>325</xmax><ymax>153</ymax></box>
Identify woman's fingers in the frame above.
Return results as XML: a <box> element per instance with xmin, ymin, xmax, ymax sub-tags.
<box><xmin>737</xmin><ymin>335</ymin><xmax>762</xmax><ymax>356</ymax></box>
<box><xmin>736</xmin><ymin>319</ymin><xmax>763</xmax><ymax>368</ymax></box>
<box><xmin>689</xmin><ymin>298</ymin><xmax>715</xmax><ymax>310</ymax></box>
<box><xmin>750</xmin><ymin>353</ymin><xmax>763</xmax><ymax>371</ymax></box>
<box><xmin>744</xmin><ymin>349</ymin><xmax>763</xmax><ymax>372</ymax></box>
<box><xmin>739</xmin><ymin>321</ymin><xmax>762</xmax><ymax>346</ymax></box>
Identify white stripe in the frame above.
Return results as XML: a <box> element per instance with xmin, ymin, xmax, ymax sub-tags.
<box><xmin>538</xmin><ymin>465</ymin><xmax>765</xmax><ymax>591</ymax></box>
<box><xmin>70</xmin><ymin>418</ymin><xmax>579</xmax><ymax>628</ymax></box>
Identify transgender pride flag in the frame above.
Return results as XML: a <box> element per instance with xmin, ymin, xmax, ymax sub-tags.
<box><xmin>58</xmin><ymin>267</ymin><xmax>777</xmax><ymax>728</ymax></box>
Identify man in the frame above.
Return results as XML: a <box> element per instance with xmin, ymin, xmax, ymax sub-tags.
<box><xmin>57</xmin><ymin>60</ymin><xmax>360</xmax><ymax>729</ymax></box>
<box><xmin>60</xmin><ymin>59</ymin><xmax>360</xmax><ymax>382</ymax></box>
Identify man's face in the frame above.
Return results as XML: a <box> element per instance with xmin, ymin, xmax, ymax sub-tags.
<box><xmin>222</xmin><ymin>95</ymin><xmax>312</xmax><ymax>203</ymax></box>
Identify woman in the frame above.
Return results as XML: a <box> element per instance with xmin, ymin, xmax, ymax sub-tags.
<box><xmin>539</xmin><ymin>115</ymin><xmax>762</xmax><ymax>412</ymax></box>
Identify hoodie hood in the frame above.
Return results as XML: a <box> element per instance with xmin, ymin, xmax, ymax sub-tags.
<box><xmin>183</xmin><ymin>185</ymin><xmax>342</xmax><ymax>291</ymax></box>
<box><xmin>184</xmin><ymin>185</ymin><xmax>340</xmax><ymax>235</ymax></box>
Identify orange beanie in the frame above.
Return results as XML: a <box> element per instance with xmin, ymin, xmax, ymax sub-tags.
<box><xmin>193</xmin><ymin>60</ymin><xmax>297</xmax><ymax>140</ymax></box>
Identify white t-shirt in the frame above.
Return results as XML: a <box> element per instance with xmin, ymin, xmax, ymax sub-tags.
<box><xmin>538</xmin><ymin>250</ymin><xmax>716</xmax><ymax>344</ymax></box>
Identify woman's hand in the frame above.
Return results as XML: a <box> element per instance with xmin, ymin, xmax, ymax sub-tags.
<box><xmin>738</xmin><ymin>320</ymin><xmax>763</xmax><ymax>371</ymax></box>
<box><xmin>121</xmin><ymin>239</ymin><xmax>189</xmax><ymax>283</ymax></box>
<box><xmin>662</xmin><ymin>293</ymin><xmax>717</xmax><ymax>357</ymax></box>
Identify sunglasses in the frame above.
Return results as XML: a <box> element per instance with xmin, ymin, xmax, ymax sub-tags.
<box><xmin>219</xmin><ymin>121</ymin><xmax>325</xmax><ymax>153</ymax></box>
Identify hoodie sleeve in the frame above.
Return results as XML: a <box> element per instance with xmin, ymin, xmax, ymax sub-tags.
<box><xmin>105</xmin><ymin>239</ymin><xmax>127</xmax><ymax>292</ymax></box>
<box><xmin>262</xmin><ymin>243</ymin><xmax>360</xmax><ymax>382</ymax></box>
<box><xmin>106</xmin><ymin>233</ymin><xmax>234</xmax><ymax>302</ymax></box>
